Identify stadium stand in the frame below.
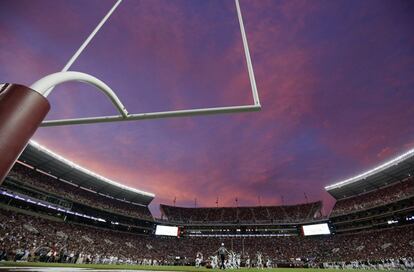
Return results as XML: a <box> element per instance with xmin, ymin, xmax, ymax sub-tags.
<box><xmin>6</xmin><ymin>163</ymin><xmax>153</xmax><ymax>221</ymax></box>
<box><xmin>331</xmin><ymin>178</ymin><xmax>414</xmax><ymax>216</ymax></box>
<box><xmin>326</xmin><ymin>152</ymin><xmax>414</xmax><ymax>236</ymax></box>
<box><xmin>160</xmin><ymin>201</ymin><xmax>322</xmax><ymax>224</ymax></box>
<box><xmin>0</xmin><ymin>208</ymin><xmax>413</xmax><ymax>267</ymax></box>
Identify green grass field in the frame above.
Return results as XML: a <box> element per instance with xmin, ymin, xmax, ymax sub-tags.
<box><xmin>0</xmin><ymin>261</ymin><xmax>374</xmax><ymax>271</ymax></box>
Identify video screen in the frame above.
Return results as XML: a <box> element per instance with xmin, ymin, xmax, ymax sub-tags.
<box><xmin>302</xmin><ymin>223</ymin><xmax>331</xmax><ymax>236</ymax></box>
<box><xmin>155</xmin><ymin>225</ymin><xmax>179</xmax><ymax>236</ymax></box>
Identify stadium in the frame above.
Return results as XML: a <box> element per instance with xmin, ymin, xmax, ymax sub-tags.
<box><xmin>1</xmin><ymin>0</ymin><xmax>414</xmax><ymax>271</ymax></box>
<box><xmin>0</xmin><ymin>141</ymin><xmax>412</xmax><ymax>271</ymax></box>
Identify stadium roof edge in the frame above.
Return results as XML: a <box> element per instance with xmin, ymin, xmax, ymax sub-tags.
<box><xmin>23</xmin><ymin>140</ymin><xmax>155</xmax><ymax>200</ymax></box>
<box><xmin>160</xmin><ymin>200</ymin><xmax>322</xmax><ymax>209</ymax></box>
<box><xmin>325</xmin><ymin>147</ymin><xmax>414</xmax><ymax>192</ymax></box>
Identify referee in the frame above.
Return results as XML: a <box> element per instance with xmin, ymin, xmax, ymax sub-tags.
<box><xmin>217</xmin><ymin>243</ymin><xmax>229</xmax><ymax>269</ymax></box>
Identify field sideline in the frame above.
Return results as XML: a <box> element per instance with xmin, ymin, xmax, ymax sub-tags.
<box><xmin>0</xmin><ymin>262</ymin><xmax>373</xmax><ymax>272</ymax></box>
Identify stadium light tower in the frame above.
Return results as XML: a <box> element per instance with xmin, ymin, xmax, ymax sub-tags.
<box><xmin>0</xmin><ymin>0</ymin><xmax>261</xmax><ymax>184</ymax></box>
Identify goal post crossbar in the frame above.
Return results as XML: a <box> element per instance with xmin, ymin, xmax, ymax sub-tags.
<box><xmin>39</xmin><ymin>0</ymin><xmax>261</xmax><ymax>127</ymax></box>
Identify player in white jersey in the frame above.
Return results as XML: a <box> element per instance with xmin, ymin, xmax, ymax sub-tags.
<box><xmin>245</xmin><ymin>255</ymin><xmax>251</xmax><ymax>268</ymax></box>
<box><xmin>225</xmin><ymin>259</ymin><xmax>231</xmax><ymax>269</ymax></box>
<box><xmin>195</xmin><ymin>252</ymin><xmax>203</xmax><ymax>268</ymax></box>
<box><xmin>210</xmin><ymin>255</ymin><xmax>218</xmax><ymax>269</ymax></box>
<box><xmin>266</xmin><ymin>257</ymin><xmax>272</xmax><ymax>268</ymax></box>
<box><xmin>228</xmin><ymin>251</ymin><xmax>235</xmax><ymax>269</ymax></box>
<box><xmin>236</xmin><ymin>253</ymin><xmax>241</xmax><ymax>269</ymax></box>
<box><xmin>256</xmin><ymin>252</ymin><xmax>263</xmax><ymax>269</ymax></box>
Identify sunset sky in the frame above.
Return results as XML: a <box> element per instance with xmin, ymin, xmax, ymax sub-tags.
<box><xmin>1</xmin><ymin>0</ymin><xmax>413</xmax><ymax>216</ymax></box>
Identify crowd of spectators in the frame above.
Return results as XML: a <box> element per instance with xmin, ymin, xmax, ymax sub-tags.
<box><xmin>331</xmin><ymin>178</ymin><xmax>414</xmax><ymax>216</ymax></box>
<box><xmin>0</xmin><ymin>209</ymin><xmax>413</xmax><ymax>266</ymax></box>
<box><xmin>160</xmin><ymin>201</ymin><xmax>322</xmax><ymax>224</ymax></box>
<box><xmin>6</xmin><ymin>163</ymin><xmax>153</xmax><ymax>221</ymax></box>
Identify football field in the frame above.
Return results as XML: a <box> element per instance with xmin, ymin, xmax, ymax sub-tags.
<box><xmin>0</xmin><ymin>262</ymin><xmax>378</xmax><ymax>272</ymax></box>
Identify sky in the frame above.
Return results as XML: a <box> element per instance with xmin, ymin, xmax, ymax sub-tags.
<box><xmin>1</xmin><ymin>0</ymin><xmax>414</xmax><ymax>217</ymax></box>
